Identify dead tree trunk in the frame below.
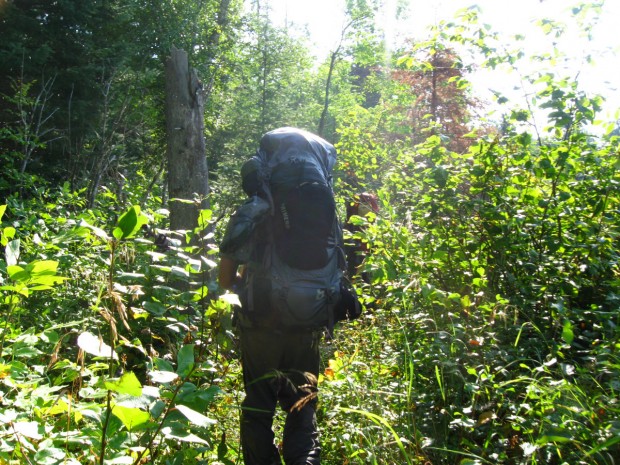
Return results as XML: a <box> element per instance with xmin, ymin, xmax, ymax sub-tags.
<box><xmin>165</xmin><ymin>47</ymin><xmax>209</xmax><ymax>231</ymax></box>
<box><xmin>318</xmin><ymin>19</ymin><xmax>354</xmax><ymax>138</ymax></box>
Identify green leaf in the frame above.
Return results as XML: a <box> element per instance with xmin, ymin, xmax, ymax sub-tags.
<box><xmin>1</xmin><ymin>226</ymin><xmax>16</xmax><ymax>246</ymax></box>
<box><xmin>11</xmin><ymin>342</ymin><xmax>42</xmax><ymax>358</ymax></box>
<box><xmin>7</xmin><ymin>260</ymin><xmax>65</xmax><ymax>290</ymax></box>
<box><xmin>114</xmin><ymin>205</ymin><xmax>148</xmax><ymax>240</ymax></box>
<box><xmin>111</xmin><ymin>405</ymin><xmax>151</xmax><ymax>429</ymax></box>
<box><xmin>7</xmin><ymin>265</ymin><xmax>27</xmax><ymax>281</ymax></box>
<box><xmin>143</xmin><ymin>301</ymin><xmax>166</xmax><ymax>316</ymax></box>
<box><xmin>586</xmin><ymin>434</ymin><xmax>620</xmax><ymax>456</ymax></box>
<box><xmin>80</xmin><ymin>219</ymin><xmax>110</xmax><ymax>242</ymax></box>
<box><xmin>12</xmin><ymin>421</ymin><xmax>43</xmax><ymax>440</ymax></box>
<box><xmin>561</xmin><ymin>320</ymin><xmax>574</xmax><ymax>344</ymax></box>
<box><xmin>197</xmin><ymin>208</ymin><xmax>213</xmax><ymax>229</ymax></box>
<box><xmin>148</xmin><ymin>370</ymin><xmax>179</xmax><ymax>384</ymax></box>
<box><xmin>537</xmin><ymin>431</ymin><xmax>573</xmax><ymax>444</ymax></box>
<box><xmin>217</xmin><ymin>432</ymin><xmax>229</xmax><ymax>460</ymax></box>
<box><xmin>30</xmin><ymin>260</ymin><xmax>59</xmax><ymax>276</ymax></box>
<box><xmin>161</xmin><ymin>426</ymin><xmax>209</xmax><ymax>445</ymax></box>
<box><xmin>33</xmin><ymin>446</ymin><xmax>66</xmax><ymax>465</ymax></box>
<box><xmin>154</xmin><ymin>357</ymin><xmax>175</xmax><ymax>372</ymax></box>
<box><xmin>219</xmin><ymin>292</ymin><xmax>241</xmax><ymax>307</ymax></box>
<box><xmin>176</xmin><ymin>344</ymin><xmax>195</xmax><ymax>377</ymax></box>
<box><xmin>175</xmin><ymin>404</ymin><xmax>217</xmax><ymax>428</ymax></box>
<box><xmin>192</xmin><ymin>285</ymin><xmax>209</xmax><ymax>301</ymax></box>
<box><xmin>77</xmin><ymin>332</ymin><xmax>118</xmax><ymax>360</ymax></box>
<box><xmin>0</xmin><ymin>204</ymin><xmax>6</xmax><ymax>221</ymax></box>
<box><xmin>5</xmin><ymin>239</ymin><xmax>20</xmax><ymax>266</ymax></box>
<box><xmin>105</xmin><ymin>371</ymin><xmax>143</xmax><ymax>396</ymax></box>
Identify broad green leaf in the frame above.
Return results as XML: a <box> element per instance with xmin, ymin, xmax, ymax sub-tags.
<box><xmin>77</xmin><ymin>332</ymin><xmax>118</xmax><ymax>360</ymax></box>
<box><xmin>148</xmin><ymin>370</ymin><xmax>179</xmax><ymax>384</ymax></box>
<box><xmin>33</xmin><ymin>446</ymin><xmax>66</xmax><ymax>465</ymax></box>
<box><xmin>114</xmin><ymin>205</ymin><xmax>149</xmax><ymax>240</ymax></box>
<box><xmin>154</xmin><ymin>357</ymin><xmax>175</xmax><ymax>372</ymax></box>
<box><xmin>5</xmin><ymin>239</ymin><xmax>20</xmax><ymax>266</ymax></box>
<box><xmin>30</xmin><ymin>260</ymin><xmax>59</xmax><ymax>276</ymax></box>
<box><xmin>7</xmin><ymin>265</ymin><xmax>27</xmax><ymax>281</ymax></box>
<box><xmin>105</xmin><ymin>371</ymin><xmax>143</xmax><ymax>396</ymax></box>
<box><xmin>111</xmin><ymin>404</ymin><xmax>150</xmax><ymax>429</ymax></box>
<box><xmin>348</xmin><ymin>215</ymin><xmax>368</xmax><ymax>227</ymax></box>
<box><xmin>161</xmin><ymin>426</ymin><xmax>209</xmax><ymax>445</ymax></box>
<box><xmin>201</xmin><ymin>256</ymin><xmax>217</xmax><ymax>269</ymax></box>
<box><xmin>171</xmin><ymin>266</ymin><xmax>190</xmax><ymax>279</ymax></box>
<box><xmin>3</xmin><ymin>284</ymin><xmax>28</xmax><ymax>297</ymax></box>
<box><xmin>219</xmin><ymin>292</ymin><xmax>241</xmax><ymax>307</ymax></box>
<box><xmin>197</xmin><ymin>208</ymin><xmax>213</xmax><ymax>229</ymax></box>
<box><xmin>0</xmin><ymin>204</ymin><xmax>6</xmax><ymax>221</ymax></box>
<box><xmin>46</xmin><ymin>399</ymin><xmax>70</xmax><ymax>416</ymax></box>
<box><xmin>143</xmin><ymin>301</ymin><xmax>166</xmax><ymax>316</ymax></box>
<box><xmin>176</xmin><ymin>344</ymin><xmax>195</xmax><ymax>377</ymax></box>
<box><xmin>41</xmin><ymin>329</ymin><xmax>60</xmax><ymax>344</ymax></box>
<box><xmin>80</xmin><ymin>219</ymin><xmax>110</xmax><ymax>242</ymax></box>
<box><xmin>175</xmin><ymin>404</ymin><xmax>217</xmax><ymax>428</ymax></box>
<box><xmin>217</xmin><ymin>432</ymin><xmax>229</xmax><ymax>460</ymax></box>
<box><xmin>12</xmin><ymin>421</ymin><xmax>43</xmax><ymax>440</ymax></box>
<box><xmin>192</xmin><ymin>285</ymin><xmax>209</xmax><ymax>301</ymax></box>
<box><xmin>561</xmin><ymin>320</ymin><xmax>574</xmax><ymax>344</ymax></box>
<box><xmin>2</xmin><ymin>226</ymin><xmax>15</xmax><ymax>245</ymax></box>
<box><xmin>11</xmin><ymin>342</ymin><xmax>42</xmax><ymax>357</ymax></box>
<box><xmin>30</xmin><ymin>275</ymin><xmax>68</xmax><ymax>287</ymax></box>
<box><xmin>186</xmin><ymin>258</ymin><xmax>201</xmax><ymax>273</ymax></box>
<box><xmin>28</xmin><ymin>284</ymin><xmax>60</xmax><ymax>291</ymax></box>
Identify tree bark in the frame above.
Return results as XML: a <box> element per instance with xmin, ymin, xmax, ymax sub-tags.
<box><xmin>164</xmin><ymin>47</ymin><xmax>209</xmax><ymax>231</ymax></box>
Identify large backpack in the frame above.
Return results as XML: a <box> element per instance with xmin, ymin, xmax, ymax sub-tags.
<box><xmin>225</xmin><ymin>127</ymin><xmax>359</xmax><ymax>330</ymax></box>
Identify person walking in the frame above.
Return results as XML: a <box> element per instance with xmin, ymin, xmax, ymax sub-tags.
<box><xmin>219</xmin><ymin>127</ymin><xmax>345</xmax><ymax>465</ymax></box>
<box><xmin>219</xmin><ymin>253</ymin><xmax>321</xmax><ymax>465</ymax></box>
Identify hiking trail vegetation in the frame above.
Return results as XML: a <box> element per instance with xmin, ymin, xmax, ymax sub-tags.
<box><xmin>0</xmin><ymin>1</ymin><xmax>618</xmax><ymax>463</ymax></box>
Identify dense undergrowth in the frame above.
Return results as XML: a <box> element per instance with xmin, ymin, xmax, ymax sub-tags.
<box><xmin>1</xmin><ymin>108</ymin><xmax>619</xmax><ymax>464</ymax></box>
<box><xmin>1</xmin><ymin>1</ymin><xmax>619</xmax><ymax>463</ymax></box>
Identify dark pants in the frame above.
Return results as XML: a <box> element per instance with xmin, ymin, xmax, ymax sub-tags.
<box><xmin>240</xmin><ymin>327</ymin><xmax>321</xmax><ymax>465</ymax></box>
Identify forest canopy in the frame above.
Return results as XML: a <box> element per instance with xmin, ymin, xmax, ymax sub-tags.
<box><xmin>0</xmin><ymin>0</ymin><xmax>619</xmax><ymax>464</ymax></box>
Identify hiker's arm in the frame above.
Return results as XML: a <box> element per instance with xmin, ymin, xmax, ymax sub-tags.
<box><xmin>218</xmin><ymin>257</ymin><xmax>240</xmax><ymax>290</ymax></box>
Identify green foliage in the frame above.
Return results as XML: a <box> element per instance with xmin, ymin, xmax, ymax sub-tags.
<box><xmin>1</xmin><ymin>1</ymin><xmax>619</xmax><ymax>464</ymax></box>
<box><xmin>0</xmin><ymin>193</ymin><xmax>240</xmax><ymax>464</ymax></box>
<box><xmin>322</xmin><ymin>5</ymin><xmax>620</xmax><ymax>464</ymax></box>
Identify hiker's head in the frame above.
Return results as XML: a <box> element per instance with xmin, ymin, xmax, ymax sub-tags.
<box><xmin>357</xmin><ymin>192</ymin><xmax>379</xmax><ymax>216</ymax></box>
<box><xmin>241</xmin><ymin>156</ymin><xmax>262</xmax><ymax>195</ymax></box>
<box><xmin>347</xmin><ymin>192</ymin><xmax>379</xmax><ymax>219</ymax></box>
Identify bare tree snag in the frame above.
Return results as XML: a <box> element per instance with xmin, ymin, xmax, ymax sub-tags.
<box><xmin>318</xmin><ymin>19</ymin><xmax>354</xmax><ymax>138</ymax></box>
<box><xmin>165</xmin><ymin>47</ymin><xmax>209</xmax><ymax>231</ymax></box>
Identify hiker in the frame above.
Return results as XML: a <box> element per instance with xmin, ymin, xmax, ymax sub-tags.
<box><xmin>219</xmin><ymin>127</ymin><xmax>359</xmax><ymax>465</ymax></box>
<box><xmin>344</xmin><ymin>192</ymin><xmax>379</xmax><ymax>281</ymax></box>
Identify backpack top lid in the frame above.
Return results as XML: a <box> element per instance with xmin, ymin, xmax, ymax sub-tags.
<box><xmin>258</xmin><ymin>127</ymin><xmax>337</xmax><ymax>176</ymax></box>
<box><xmin>240</xmin><ymin>157</ymin><xmax>263</xmax><ymax>196</ymax></box>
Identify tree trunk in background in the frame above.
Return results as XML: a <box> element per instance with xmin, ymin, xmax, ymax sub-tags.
<box><xmin>165</xmin><ymin>47</ymin><xmax>209</xmax><ymax>231</ymax></box>
<box><xmin>318</xmin><ymin>49</ymin><xmax>337</xmax><ymax>138</ymax></box>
